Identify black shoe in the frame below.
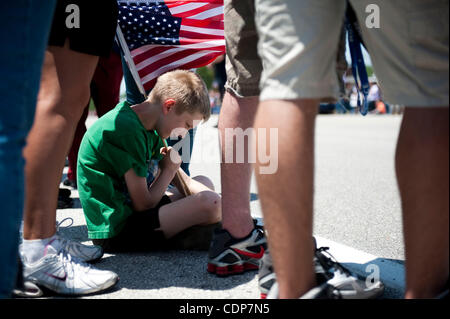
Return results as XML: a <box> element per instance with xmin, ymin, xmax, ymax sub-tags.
<box><xmin>63</xmin><ymin>178</ymin><xmax>77</xmax><ymax>189</ymax></box>
<box><xmin>57</xmin><ymin>188</ymin><xmax>73</xmax><ymax>209</ymax></box>
<box><xmin>208</xmin><ymin>219</ymin><xmax>267</xmax><ymax>277</ymax></box>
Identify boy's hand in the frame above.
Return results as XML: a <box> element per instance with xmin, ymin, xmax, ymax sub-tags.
<box><xmin>159</xmin><ymin>146</ymin><xmax>182</xmax><ymax>173</ymax></box>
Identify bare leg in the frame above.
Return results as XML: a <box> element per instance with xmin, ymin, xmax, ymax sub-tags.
<box><xmin>159</xmin><ymin>176</ymin><xmax>221</xmax><ymax>238</ymax></box>
<box><xmin>254</xmin><ymin>99</ymin><xmax>318</xmax><ymax>299</ymax></box>
<box><xmin>22</xmin><ymin>41</ymin><xmax>99</xmax><ymax>240</ymax></box>
<box><xmin>396</xmin><ymin>107</ymin><xmax>449</xmax><ymax>299</ymax></box>
<box><xmin>219</xmin><ymin>92</ymin><xmax>259</xmax><ymax>238</ymax></box>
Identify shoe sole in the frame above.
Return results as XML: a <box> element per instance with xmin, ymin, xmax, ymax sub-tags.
<box><xmin>12</xmin><ymin>282</ymin><xmax>44</xmax><ymax>298</ymax></box>
<box><xmin>30</xmin><ymin>275</ymin><xmax>119</xmax><ymax>297</ymax></box>
<box><xmin>207</xmin><ymin>262</ymin><xmax>259</xmax><ymax>277</ymax></box>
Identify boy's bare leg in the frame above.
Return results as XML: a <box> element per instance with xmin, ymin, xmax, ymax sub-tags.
<box><xmin>167</xmin><ymin>174</ymin><xmax>217</xmax><ymax>201</ymax></box>
<box><xmin>22</xmin><ymin>41</ymin><xmax>99</xmax><ymax>240</ymax></box>
<box><xmin>219</xmin><ymin>92</ymin><xmax>259</xmax><ymax>238</ymax></box>
<box><xmin>396</xmin><ymin>107</ymin><xmax>449</xmax><ymax>299</ymax></box>
<box><xmin>159</xmin><ymin>176</ymin><xmax>221</xmax><ymax>238</ymax></box>
<box><xmin>254</xmin><ymin>99</ymin><xmax>318</xmax><ymax>299</ymax></box>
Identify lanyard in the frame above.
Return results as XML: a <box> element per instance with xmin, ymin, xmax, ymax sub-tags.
<box><xmin>345</xmin><ymin>16</ymin><xmax>370</xmax><ymax>116</ymax></box>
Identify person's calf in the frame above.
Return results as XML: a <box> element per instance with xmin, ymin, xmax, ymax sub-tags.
<box><xmin>396</xmin><ymin>107</ymin><xmax>449</xmax><ymax>298</ymax></box>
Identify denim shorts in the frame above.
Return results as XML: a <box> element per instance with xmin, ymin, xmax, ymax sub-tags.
<box><xmin>0</xmin><ymin>0</ymin><xmax>56</xmax><ymax>298</ymax></box>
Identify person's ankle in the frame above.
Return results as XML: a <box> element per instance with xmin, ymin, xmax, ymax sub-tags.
<box><xmin>20</xmin><ymin>234</ymin><xmax>59</xmax><ymax>264</ymax></box>
<box><xmin>223</xmin><ymin>223</ymin><xmax>255</xmax><ymax>239</ymax></box>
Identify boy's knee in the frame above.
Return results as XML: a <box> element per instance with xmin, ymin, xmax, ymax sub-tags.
<box><xmin>196</xmin><ymin>191</ymin><xmax>222</xmax><ymax>223</ymax></box>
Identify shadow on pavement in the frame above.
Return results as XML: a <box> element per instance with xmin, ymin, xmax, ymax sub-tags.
<box><xmin>59</xmin><ymin>225</ymin><xmax>256</xmax><ymax>292</ymax></box>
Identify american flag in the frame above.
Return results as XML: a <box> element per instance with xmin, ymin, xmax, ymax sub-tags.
<box><xmin>117</xmin><ymin>0</ymin><xmax>225</xmax><ymax>91</ymax></box>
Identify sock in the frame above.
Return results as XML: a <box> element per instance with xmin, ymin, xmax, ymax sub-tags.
<box><xmin>20</xmin><ymin>234</ymin><xmax>60</xmax><ymax>264</ymax></box>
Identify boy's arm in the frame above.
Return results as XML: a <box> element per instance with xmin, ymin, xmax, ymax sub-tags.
<box><xmin>124</xmin><ymin>167</ymin><xmax>175</xmax><ymax>211</ymax></box>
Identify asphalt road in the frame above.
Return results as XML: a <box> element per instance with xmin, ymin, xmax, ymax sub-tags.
<box><xmin>189</xmin><ymin>114</ymin><xmax>405</xmax><ymax>260</ymax></box>
<box><xmin>55</xmin><ymin>113</ymin><xmax>405</xmax><ymax>299</ymax></box>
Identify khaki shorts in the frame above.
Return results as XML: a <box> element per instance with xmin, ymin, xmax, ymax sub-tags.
<box><xmin>256</xmin><ymin>0</ymin><xmax>449</xmax><ymax>106</ymax></box>
<box><xmin>224</xmin><ymin>0</ymin><xmax>263</xmax><ymax>97</ymax></box>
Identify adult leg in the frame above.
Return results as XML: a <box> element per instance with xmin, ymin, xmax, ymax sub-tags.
<box><xmin>22</xmin><ymin>40</ymin><xmax>99</xmax><ymax>240</ymax></box>
<box><xmin>254</xmin><ymin>0</ymin><xmax>346</xmax><ymax>298</ymax></box>
<box><xmin>219</xmin><ymin>92</ymin><xmax>259</xmax><ymax>238</ymax></box>
<box><xmin>396</xmin><ymin>107</ymin><xmax>449</xmax><ymax>298</ymax></box>
<box><xmin>91</xmin><ymin>51</ymin><xmax>123</xmax><ymax>118</ymax></box>
<box><xmin>207</xmin><ymin>0</ymin><xmax>266</xmax><ymax>277</ymax></box>
<box><xmin>347</xmin><ymin>0</ymin><xmax>449</xmax><ymax>298</ymax></box>
<box><xmin>254</xmin><ymin>99</ymin><xmax>318</xmax><ymax>298</ymax></box>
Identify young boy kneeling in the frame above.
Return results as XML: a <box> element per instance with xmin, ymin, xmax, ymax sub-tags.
<box><xmin>77</xmin><ymin>70</ymin><xmax>221</xmax><ymax>252</ymax></box>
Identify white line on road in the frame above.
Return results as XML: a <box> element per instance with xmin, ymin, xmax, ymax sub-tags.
<box><xmin>315</xmin><ymin>235</ymin><xmax>405</xmax><ymax>298</ymax></box>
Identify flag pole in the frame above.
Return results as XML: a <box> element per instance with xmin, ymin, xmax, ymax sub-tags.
<box><xmin>116</xmin><ymin>25</ymin><xmax>148</xmax><ymax>99</ymax></box>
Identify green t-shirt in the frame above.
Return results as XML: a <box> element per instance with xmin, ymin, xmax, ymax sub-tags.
<box><xmin>77</xmin><ymin>101</ymin><xmax>165</xmax><ymax>239</ymax></box>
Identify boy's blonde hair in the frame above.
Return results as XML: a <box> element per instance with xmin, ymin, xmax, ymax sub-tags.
<box><xmin>149</xmin><ymin>70</ymin><xmax>211</xmax><ymax>121</ymax></box>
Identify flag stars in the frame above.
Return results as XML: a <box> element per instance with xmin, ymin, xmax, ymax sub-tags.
<box><xmin>118</xmin><ymin>2</ymin><xmax>180</xmax><ymax>47</ymax></box>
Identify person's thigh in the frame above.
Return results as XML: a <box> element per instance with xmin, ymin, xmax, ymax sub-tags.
<box><xmin>255</xmin><ymin>0</ymin><xmax>346</xmax><ymax>102</ymax></box>
<box><xmin>350</xmin><ymin>0</ymin><xmax>449</xmax><ymax>107</ymax></box>
<box><xmin>47</xmin><ymin>42</ymin><xmax>99</xmax><ymax>114</ymax></box>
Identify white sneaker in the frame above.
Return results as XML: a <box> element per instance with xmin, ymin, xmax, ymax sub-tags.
<box><xmin>20</xmin><ymin>243</ymin><xmax>118</xmax><ymax>295</ymax></box>
<box><xmin>314</xmin><ymin>246</ymin><xmax>384</xmax><ymax>299</ymax></box>
<box><xmin>55</xmin><ymin>218</ymin><xmax>103</xmax><ymax>262</ymax></box>
<box><xmin>266</xmin><ymin>247</ymin><xmax>385</xmax><ymax>299</ymax></box>
<box><xmin>55</xmin><ymin>235</ymin><xmax>103</xmax><ymax>263</ymax></box>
